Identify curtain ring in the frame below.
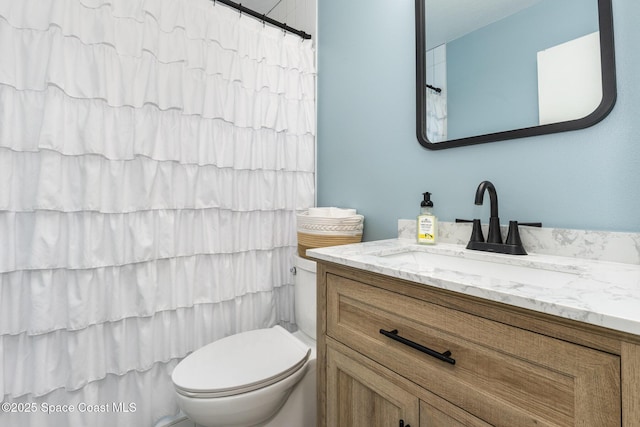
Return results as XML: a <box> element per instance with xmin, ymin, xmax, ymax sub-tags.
<box><xmin>262</xmin><ymin>14</ymin><xmax>266</xmax><ymax>27</ymax></box>
<box><xmin>239</xmin><ymin>4</ymin><xmax>242</xmax><ymax>18</ymax></box>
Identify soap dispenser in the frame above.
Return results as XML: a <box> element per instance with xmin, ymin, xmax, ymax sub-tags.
<box><xmin>417</xmin><ymin>192</ymin><xmax>437</xmax><ymax>245</ymax></box>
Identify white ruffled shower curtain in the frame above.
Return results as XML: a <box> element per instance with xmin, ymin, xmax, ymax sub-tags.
<box><xmin>426</xmin><ymin>91</ymin><xmax>447</xmax><ymax>142</ymax></box>
<box><xmin>0</xmin><ymin>0</ymin><xmax>315</xmax><ymax>425</ymax></box>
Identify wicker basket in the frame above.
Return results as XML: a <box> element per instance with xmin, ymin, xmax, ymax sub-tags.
<box><xmin>297</xmin><ymin>231</ymin><xmax>362</xmax><ymax>259</ymax></box>
<box><xmin>296</xmin><ymin>209</ymin><xmax>364</xmax><ymax>259</ymax></box>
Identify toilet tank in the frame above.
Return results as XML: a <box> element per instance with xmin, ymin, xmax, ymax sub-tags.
<box><xmin>293</xmin><ymin>255</ymin><xmax>317</xmax><ymax>340</ymax></box>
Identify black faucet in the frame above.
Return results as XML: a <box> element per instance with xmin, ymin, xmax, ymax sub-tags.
<box><xmin>457</xmin><ymin>181</ymin><xmax>542</xmax><ymax>255</ymax></box>
<box><xmin>474</xmin><ymin>180</ymin><xmax>502</xmax><ymax>244</ymax></box>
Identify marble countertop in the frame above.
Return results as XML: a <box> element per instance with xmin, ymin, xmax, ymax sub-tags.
<box><xmin>307</xmin><ymin>239</ymin><xmax>640</xmax><ymax>336</ymax></box>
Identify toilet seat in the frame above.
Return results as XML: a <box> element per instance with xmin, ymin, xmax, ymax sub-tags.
<box><xmin>172</xmin><ymin>326</ymin><xmax>311</xmax><ymax>399</ymax></box>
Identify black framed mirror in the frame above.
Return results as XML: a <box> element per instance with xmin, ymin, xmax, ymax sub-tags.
<box><xmin>416</xmin><ymin>0</ymin><xmax>616</xmax><ymax>150</ymax></box>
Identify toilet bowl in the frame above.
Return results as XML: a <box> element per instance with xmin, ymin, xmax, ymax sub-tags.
<box><xmin>171</xmin><ymin>255</ymin><xmax>317</xmax><ymax>427</ymax></box>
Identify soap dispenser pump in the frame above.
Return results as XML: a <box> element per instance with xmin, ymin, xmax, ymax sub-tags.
<box><xmin>417</xmin><ymin>192</ymin><xmax>437</xmax><ymax>245</ymax></box>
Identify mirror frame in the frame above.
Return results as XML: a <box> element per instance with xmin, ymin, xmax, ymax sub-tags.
<box><xmin>416</xmin><ymin>0</ymin><xmax>617</xmax><ymax>150</ymax></box>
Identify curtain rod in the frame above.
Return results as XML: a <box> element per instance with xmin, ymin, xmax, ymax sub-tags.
<box><xmin>213</xmin><ymin>0</ymin><xmax>312</xmax><ymax>40</ymax></box>
<box><xmin>426</xmin><ymin>84</ymin><xmax>442</xmax><ymax>93</ymax></box>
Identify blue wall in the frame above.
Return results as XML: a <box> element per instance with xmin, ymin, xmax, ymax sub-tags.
<box><xmin>317</xmin><ymin>0</ymin><xmax>640</xmax><ymax>241</ymax></box>
<box><xmin>447</xmin><ymin>0</ymin><xmax>598</xmax><ymax>139</ymax></box>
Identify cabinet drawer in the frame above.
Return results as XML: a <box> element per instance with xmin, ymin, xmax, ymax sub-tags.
<box><xmin>326</xmin><ymin>273</ymin><xmax>621</xmax><ymax>427</ymax></box>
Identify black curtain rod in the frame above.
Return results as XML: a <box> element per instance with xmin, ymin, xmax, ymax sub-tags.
<box><xmin>213</xmin><ymin>0</ymin><xmax>312</xmax><ymax>39</ymax></box>
<box><xmin>426</xmin><ymin>84</ymin><xmax>442</xmax><ymax>93</ymax></box>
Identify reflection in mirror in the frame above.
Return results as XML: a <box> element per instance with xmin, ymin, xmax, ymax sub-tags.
<box><xmin>416</xmin><ymin>0</ymin><xmax>616</xmax><ymax>149</ymax></box>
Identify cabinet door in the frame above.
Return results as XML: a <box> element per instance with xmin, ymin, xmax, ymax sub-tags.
<box><xmin>326</xmin><ymin>343</ymin><xmax>419</xmax><ymax>427</ymax></box>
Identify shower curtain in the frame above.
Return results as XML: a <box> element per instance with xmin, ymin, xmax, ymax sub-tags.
<box><xmin>426</xmin><ymin>91</ymin><xmax>447</xmax><ymax>143</ymax></box>
<box><xmin>0</xmin><ymin>0</ymin><xmax>315</xmax><ymax>426</ymax></box>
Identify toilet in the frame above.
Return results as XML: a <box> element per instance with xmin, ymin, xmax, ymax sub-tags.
<box><xmin>171</xmin><ymin>255</ymin><xmax>317</xmax><ymax>427</ymax></box>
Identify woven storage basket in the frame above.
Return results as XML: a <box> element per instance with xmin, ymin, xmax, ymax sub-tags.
<box><xmin>297</xmin><ymin>232</ymin><xmax>362</xmax><ymax>259</ymax></box>
<box><xmin>296</xmin><ymin>209</ymin><xmax>364</xmax><ymax>259</ymax></box>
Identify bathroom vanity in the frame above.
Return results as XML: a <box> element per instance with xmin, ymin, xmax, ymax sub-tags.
<box><xmin>309</xmin><ymin>232</ymin><xmax>640</xmax><ymax>427</ymax></box>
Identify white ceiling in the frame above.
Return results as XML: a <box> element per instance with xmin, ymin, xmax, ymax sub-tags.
<box><xmin>426</xmin><ymin>0</ymin><xmax>543</xmax><ymax>49</ymax></box>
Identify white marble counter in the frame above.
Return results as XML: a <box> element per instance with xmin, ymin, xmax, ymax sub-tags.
<box><xmin>307</xmin><ymin>238</ymin><xmax>640</xmax><ymax>336</ymax></box>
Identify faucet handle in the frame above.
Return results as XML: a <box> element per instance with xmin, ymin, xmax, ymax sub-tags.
<box><xmin>517</xmin><ymin>222</ymin><xmax>542</xmax><ymax>227</ymax></box>
<box><xmin>470</xmin><ymin>219</ymin><xmax>485</xmax><ymax>243</ymax></box>
<box><xmin>505</xmin><ymin>221</ymin><xmax>541</xmax><ymax>250</ymax></box>
<box><xmin>456</xmin><ymin>219</ymin><xmax>485</xmax><ymax>243</ymax></box>
<box><xmin>505</xmin><ymin>221</ymin><xmax>524</xmax><ymax>247</ymax></box>
<box><xmin>505</xmin><ymin>220</ymin><xmax>541</xmax><ymax>250</ymax></box>
<box><xmin>502</xmin><ymin>221</ymin><xmax>528</xmax><ymax>255</ymax></box>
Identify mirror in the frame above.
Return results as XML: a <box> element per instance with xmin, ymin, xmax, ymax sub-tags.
<box><xmin>416</xmin><ymin>0</ymin><xmax>616</xmax><ymax>150</ymax></box>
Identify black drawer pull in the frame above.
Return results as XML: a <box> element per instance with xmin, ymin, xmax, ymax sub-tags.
<box><xmin>379</xmin><ymin>328</ymin><xmax>456</xmax><ymax>365</ymax></box>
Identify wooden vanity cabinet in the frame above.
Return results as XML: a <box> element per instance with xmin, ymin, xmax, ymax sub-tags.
<box><xmin>316</xmin><ymin>261</ymin><xmax>640</xmax><ymax>427</ymax></box>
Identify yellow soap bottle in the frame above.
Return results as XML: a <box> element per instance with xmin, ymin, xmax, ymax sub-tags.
<box><xmin>417</xmin><ymin>192</ymin><xmax>437</xmax><ymax>244</ymax></box>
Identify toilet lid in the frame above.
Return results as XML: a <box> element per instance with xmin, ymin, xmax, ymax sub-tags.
<box><xmin>172</xmin><ymin>326</ymin><xmax>311</xmax><ymax>398</ymax></box>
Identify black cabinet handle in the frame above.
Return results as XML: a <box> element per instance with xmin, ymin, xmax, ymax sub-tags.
<box><xmin>380</xmin><ymin>328</ymin><xmax>456</xmax><ymax>365</ymax></box>
<box><xmin>399</xmin><ymin>420</ymin><xmax>410</xmax><ymax>427</ymax></box>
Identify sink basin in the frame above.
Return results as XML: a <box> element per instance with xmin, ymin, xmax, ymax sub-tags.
<box><xmin>369</xmin><ymin>246</ymin><xmax>582</xmax><ymax>286</ymax></box>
